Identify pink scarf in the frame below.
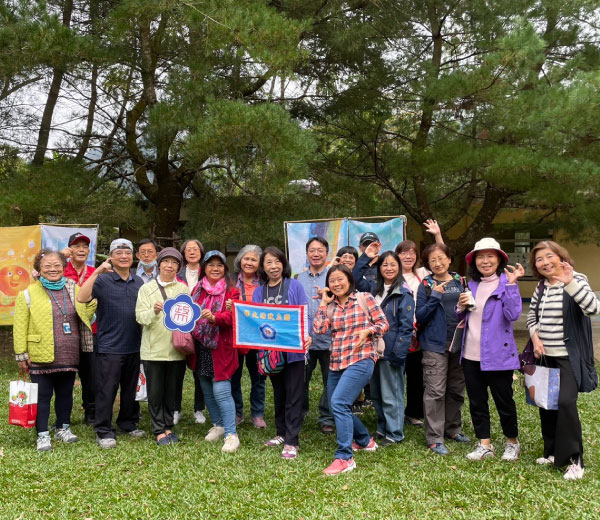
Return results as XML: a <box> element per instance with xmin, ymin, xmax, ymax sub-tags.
<box><xmin>193</xmin><ymin>277</ymin><xmax>227</xmax><ymax>348</ymax></box>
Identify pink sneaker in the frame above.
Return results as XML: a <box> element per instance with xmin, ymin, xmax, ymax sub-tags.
<box><xmin>252</xmin><ymin>416</ymin><xmax>267</xmax><ymax>429</ymax></box>
<box><xmin>352</xmin><ymin>437</ymin><xmax>377</xmax><ymax>452</ymax></box>
<box><xmin>264</xmin><ymin>435</ymin><xmax>284</xmax><ymax>447</ymax></box>
<box><xmin>281</xmin><ymin>445</ymin><xmax>298</xmax><ymax>459</ymax></box>
<box><xmin>323</xmin><ymin>457</ymin><xmax>356</xmax><ymax>475</ymax></box>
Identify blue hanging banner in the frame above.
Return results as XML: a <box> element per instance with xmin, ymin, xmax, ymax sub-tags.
<box><xmin>163</xmin><ymin>293</ymin><xmax>202</xmax><ymax>333</ymax></box>
<box><xmin>233</xmin><ymin>301</ymin><xmax>307</xmax><ymax>353</ymax></box>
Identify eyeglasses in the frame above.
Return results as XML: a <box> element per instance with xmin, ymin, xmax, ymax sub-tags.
<box><xmin>307</xmin><ymin>248</ymin><xmax>326</xmax><ymax>254</ymax></box>
<box><xmin>429</xmin><ymin>256</ymin><xmax>448</xmax><ymax>265</ymax></box>
<box><xmin>113</xmin><ymin>250</ymin><xmax>133</xmax><ymax>257</ymax></box>
<box><xmin>41</xmin><ymin>263</ymin><xmax>62</xmax><ymax>269</ymax></box>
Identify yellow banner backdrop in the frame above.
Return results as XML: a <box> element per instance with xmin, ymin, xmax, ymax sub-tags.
<box><xmin>0</xmin><ymin>225</ymin><xmax>41</xmax><ymax>325</ymax></box>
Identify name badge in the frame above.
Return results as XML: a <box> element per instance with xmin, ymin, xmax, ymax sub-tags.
<box><xmin>63</xmin><ymin>322</ymin><xmax>72</xmax><ymax>335</ymax></box>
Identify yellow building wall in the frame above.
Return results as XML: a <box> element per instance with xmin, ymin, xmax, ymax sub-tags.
<box><xmin>405</xmin><ymin>209</ymin><xmax>600</xmax><ymax>297</ymax></box>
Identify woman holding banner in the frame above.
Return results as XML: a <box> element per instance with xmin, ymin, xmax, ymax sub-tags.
<box><xmin>13</xmin><ymin>249</ymin><xmax>96</xmax><ymax>452</ymax></box>
<box><xmin>526</xmin><ymin>241</ymin><xmax>599</xmax><ymax>480</ymax></box>
<box><xmin>191</xmin><ymin>251</ymin><xmax>241</xmax><ymax>453</ymax></box>
<box><xmin>228</xmin><ymin>245</ymin><xmax>267</xmax><ymax>428</ymax></box>
<box><xmin>252</xmin><ymin>246</ymin><xmax>311</xmax><ymax>460</ymax></box>
<box><xmin>314</xmin><ymin>265</ymin><xmax>389</xmax><ymax>475</ymax></box>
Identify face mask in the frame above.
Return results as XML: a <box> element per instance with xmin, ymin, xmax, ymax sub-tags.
<box><xmin>138</xmin><ymin>259</ymin><xmax>157</xmax><ymax>269</ymax></box>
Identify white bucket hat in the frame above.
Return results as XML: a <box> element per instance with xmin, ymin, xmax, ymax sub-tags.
<box><xmin>465</xmin><ymin>237</ymin><xmax>509</xmax><ymax>265</ymax></box>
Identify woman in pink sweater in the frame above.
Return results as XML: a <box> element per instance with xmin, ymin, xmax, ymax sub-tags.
<box><xmin>456</xmin><ymin>238</ymin><xmax>524</xmax><ymax>462</ymax></box>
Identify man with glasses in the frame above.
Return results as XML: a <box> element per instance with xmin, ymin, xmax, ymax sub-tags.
<box><xmin>297</xmin><ymin>237</ymin><xmax>336</xmax><ymax>434</ymax></box>
<box><xmin>135</xmin><ymin>239</ymin><xmax>159</xmax><ymax>284</ymax></box>
<box><xmin>78</xmin><ymin>239</ymin><xmax>145</xmax><ymax>448</ymax></box>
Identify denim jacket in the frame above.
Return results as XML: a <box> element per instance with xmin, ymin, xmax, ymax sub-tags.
<box><xmin>415</xmin><ymin>273</ymin><xmax>465</xmax><ymax>354</ymax></box>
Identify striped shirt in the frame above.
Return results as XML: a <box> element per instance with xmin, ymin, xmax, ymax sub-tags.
<box><xmin>527</xmin><ymin>272</ymin><xmax>600</xmax><ymax>356</ymax></box>
<box><xmin>313</xmin><ymin>292</ymin><xmax>389</xmax><ymax>371</ymax></box>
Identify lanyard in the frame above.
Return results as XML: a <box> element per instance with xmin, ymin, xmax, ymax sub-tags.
<box><xmin>47</xmin><ymin>287</ymin><xmax>68</xmax><ymax>320</ymax></box>
<box><xmin>77</xmin><ymin>267</ymin><xmax>87</xmax><ymax>286</ymax></box>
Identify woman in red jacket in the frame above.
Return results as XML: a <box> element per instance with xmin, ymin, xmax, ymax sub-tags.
<box><xmin>191</xmin><ymin>250</ymin><xmax>241</xmax><ymax>453</ymax></box>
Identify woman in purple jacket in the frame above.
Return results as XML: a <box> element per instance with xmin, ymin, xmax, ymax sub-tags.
<box><xmin>456</xmin><ymin>238</ymin><xmax>524</xmax><ymax>462</ymax></box>
<box><xmin>252</xmin><ymin>247</ymin><xmax>311</xmax><ymax>460</ymax></box>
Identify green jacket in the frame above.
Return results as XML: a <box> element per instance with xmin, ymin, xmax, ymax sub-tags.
<box><xmin>13</xmin><ymin>280</ymin><xmax>97</xmax><ymax>363</ymax></box>
<box><xmin>135</xmin><ymin>278</ymin><xmax>189</xmax><ymax>361</ymax></box>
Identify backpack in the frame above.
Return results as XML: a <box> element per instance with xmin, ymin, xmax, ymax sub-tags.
<box><xmin>256</xmin><ymin>279</ymin><xmax>291</xmax><ymax>376</ymax></box>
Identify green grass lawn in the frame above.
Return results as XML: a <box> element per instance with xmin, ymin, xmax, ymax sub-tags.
<box><xmin>0</xmin><ymin>331</ymin><xmax>598</xmax><ymax>519</ymax></box>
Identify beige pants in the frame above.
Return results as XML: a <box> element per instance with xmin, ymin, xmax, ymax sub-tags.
<box><xmin>422</xmin><ymin>350</ymin><xmax>465</xmax><ymax>445</ymax></box>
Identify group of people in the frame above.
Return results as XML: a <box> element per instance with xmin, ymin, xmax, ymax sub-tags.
<box><xmin>12</xmin><ymin>225</ymin><xmax>598</xmax><ymax>480</ymax></box>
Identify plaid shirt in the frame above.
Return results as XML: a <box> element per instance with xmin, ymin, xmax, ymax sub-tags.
<box><xmin>314</xmin><ymin>292</ymin><xmax>389</xmax><ymax>371</ymax></box>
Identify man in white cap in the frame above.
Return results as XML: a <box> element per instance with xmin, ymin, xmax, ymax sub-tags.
<box><xmin>78</xmin><ymin>238</ymin><xmax>145</xmax><ymax>448</ymax></box>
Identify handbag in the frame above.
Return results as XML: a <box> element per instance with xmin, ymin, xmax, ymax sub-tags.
<box><xmin>523</xmin><ymin>363</ymin><xmax>560</xmax><ymax>410</ymax></box>
<box><xmin>257</xmin><ymin>350</ymin><xmax>286</xmax><ymax>376</ymax></box>
<box><xmin>518</xmin><ymin>281</ymin><xmax>545</xmax><ymax>372</ymax></box>
<box><xmin>9</xmin><ymin>379</ymin><xmax>38</xmax><ymax>428</ymax></box>
<box><xmin>173</xmin><ymin>330</ymin><xmax>195</xmax><ymax>355</ymax></box>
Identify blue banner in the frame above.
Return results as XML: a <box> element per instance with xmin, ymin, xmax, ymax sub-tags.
<box><xmin>348</xmin><ymin>218</ymin><xmax>404</xmax><ymax>254</ymax></box>
<box><xmin>233</xmin><ymin>301</ymin><xmax>307</xmax><ymax>352</ymax></box>
<box><xmin>41</xmin><ymin>225</ymin><xmax>98</xmax><ymax>267</ymax></box>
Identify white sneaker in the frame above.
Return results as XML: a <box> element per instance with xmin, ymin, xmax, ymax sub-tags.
<box><xmin>173</xmin><ymin>411</ymin><xmax>182</xmax><ymax>425</ymax></box>
<box><xmin>564</xmin><ymin>462</ymin><xmax>584</xmax><ymax>480</ymax></box>
<box><xmin>96</xmin><ymin>436</ymin><xmax>117</xmax><ymax>449</ymax></box>
<box><xmin>55</xmin><ymin>426</ymin><xmax>78</xmax><ymax>443</ymax></box>
<box><xmin>222</xmin><ymin>433</ymin><xmax>240</xmax><ymax>453</ymax></box>
<box><xmin>37</xmin><ymin>433</ymin><xmax>52</xmax><ymax>452</ymax></box>
<box><xmin>501</xmin><ymin>442</ymin><xmax>520</xmax><ymax>461</ymax></box>
<box><xmin>535</xmin><ymin>455</ymin><xmax>555</xmax><ymax>465</ymax></box>
<box><xmin>205</xmin><ymin>425</ymin><xmax>225</xmax><ymax>442</ymax></box>
<box><xmin>194</xmin><ymin>410</ymin><xmax>206</xmax><ymax>424</ymax></box>
<box><xmin>466</xmin><ymin>442</ymin><xmax>495</xmax><ymax>461</ymax></box>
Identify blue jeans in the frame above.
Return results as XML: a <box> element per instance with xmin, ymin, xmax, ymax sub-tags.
<box><xmin>199</xmin><ymin>377</ymin><xmax>237</xmax><ymax>436</ymax></box>
<box><xmin>327</xmin><ymin>359</ymin><xmax>374</xmax><ymax>460</ymax></box>
<box><xmin>230</xmin><ymin>352</ymin><xmax>266</xmax><ymax>418</ymax></box>
<box><xmin>370</xmin><ymin>360</ymin><xmax>405</xmax><ymax>442</ymax></box>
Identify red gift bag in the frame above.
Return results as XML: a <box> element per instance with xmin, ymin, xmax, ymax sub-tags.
<box><xmin>9</xmin><ymin>380</ymin><xmax>38</xmax><ymax>428</ymax></box>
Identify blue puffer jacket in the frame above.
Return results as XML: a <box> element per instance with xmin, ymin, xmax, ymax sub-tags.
<box><xmin>354</xmin><ymin>259</ymin><xmax>415</xmax><ymax>366</ymax></box>
<box><xmin>415</xmin><ymin>273</ymin><xmax>465</xmax><ymax>354</ymax></box>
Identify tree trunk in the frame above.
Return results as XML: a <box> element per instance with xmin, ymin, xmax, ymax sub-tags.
<box><xmin>31</xmin><ymin>0</ymin><xmax>73</xmax><ymax>166</ymax></box>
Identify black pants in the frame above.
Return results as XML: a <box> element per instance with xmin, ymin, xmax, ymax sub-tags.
<box><xmin>538</xmin><ymin>356</ymin><xmax>583</xmax><ymax>468</ymax></box>
<box><xmin>405</xmin><ymin>349</ymin><xmax>424</xmax><ymax>419</ymax></box>
<box><xmin>31</xmin><ymin>372</ymin><xmax>76</xmax><ymax>433</ymax></box>
<box><xmin>144</xmin><ymin>360</ymin><xmax>186</xmax><ymax>436</ymax></box>
<box><xmin>302</xmin><ymin>349</ymin><xmax>334</xmax><ymax>426</ymax></box>
<box><xmin>79</xmin><ymin>349</ymin><xmax>95</xmax><ymax>418</ymax></box>
<box><xmin>174</xmin><ymin>365</ymin><xmax>205</xmax><ymax>413</ymax></box>
<box><xmin>94</xmin><ymin>352</ymin><xmax>140</xmax><ymax>439</ymax></box>
<box><xmin>463</xmin><ymin>359</ymin><xmax>518</xmax><ymax>440</ymax></box>
<box><xmin>270</xmin><ymin>360</ymin><xmax>305</xmax><ymax>446</ymax></box>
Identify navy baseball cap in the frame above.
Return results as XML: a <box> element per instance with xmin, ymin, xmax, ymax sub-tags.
<box><xmin>359</xmin><ymin>232</ymin><xmax>380</xmax><ymax>246</ymax></box>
